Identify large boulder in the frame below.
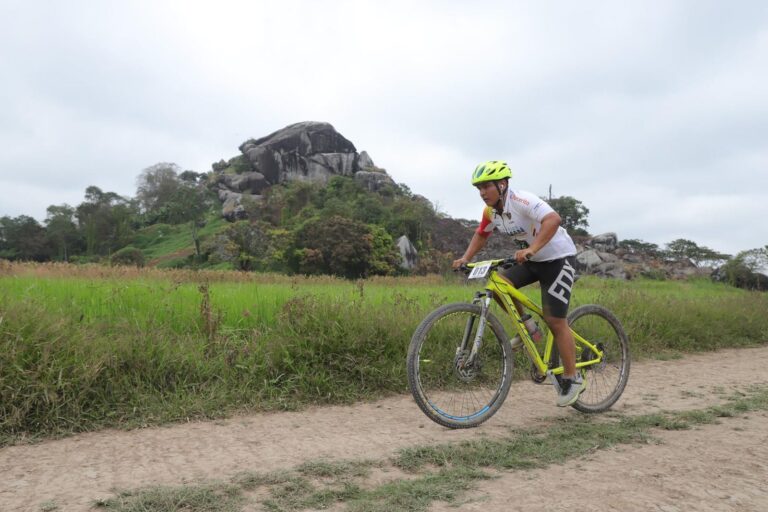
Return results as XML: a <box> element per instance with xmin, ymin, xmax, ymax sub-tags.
<box><xmin>397</xmin><ymin>235</ymin><xmax>418</xmax><ymax>270</ymax></box>
<box><xmin>592</xmin><ymin>261</ymin><xmax>629</xmax><ymax>279</ymax></box>
<box><xmin>586</xmin><ymin>232</ymin><xmax>618</xmax><ymax>252</ymax></box>
<box><xmin>576</xmin><ymin>249</ymin><xmax>603</xmax><ymax>268</ymax></box>
<box><xmin>220</xmin><ymin>171</ymin><xmax>268</xmax><ymax>194</ymax></box>
<box><xmin>358</xmin><ymin>150</ymin><xmax>375</xmax><ymax>169</ymax></box>
<box><xmin>237</xmin><ymin>121</ymin><xmax>360</xmax><ymax>184</ymax></box>
<box><xmin>220</xmin><ymin>191</ymin><xmax>263</xmax><ymax>221</ymax></box>
<box><xmin>212</xmin><ymin>122</ymin><xmax>395</xmax><ymax>219</ymax></box>
<box><xmin>355</xmin><ymin>170</ymin><xmax>396</xmax><ymax>192</ymax></box>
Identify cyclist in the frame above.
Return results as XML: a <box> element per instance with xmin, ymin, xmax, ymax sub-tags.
<box><xmin>451</xmin><ymin>160</ymin><xmax>584</xmax><ymax>407</ymax></box>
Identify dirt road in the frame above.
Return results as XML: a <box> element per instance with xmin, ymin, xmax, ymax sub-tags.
<box><xmin>2</xmin><ymin>346</ymin><xmax>767</xmax><ymax>512</ymax></box>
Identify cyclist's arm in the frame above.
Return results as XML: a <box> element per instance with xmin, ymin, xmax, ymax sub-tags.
<box><xmin>516</xmin><ymin>211</ymin><xmax>562</xmax><ymax>262</ymax></box>
<box><xmin>452</xmin><ymin>231</ymin><xmax>489</xmax><ymax>269</ymax></box>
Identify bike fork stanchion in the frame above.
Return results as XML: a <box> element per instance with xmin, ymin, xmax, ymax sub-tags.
<box><xmin>459</xmin><ymin>315</ymin><xmax>476</xmax><ymax>357</ymax></box>
<box><xmin>467</xmin><ymin>291</ymin><xmax>492</xmax><ymax>365</ymax></box>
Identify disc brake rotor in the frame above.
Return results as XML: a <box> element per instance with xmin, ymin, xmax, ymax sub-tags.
<box><xmin>454</xmin><ymin>349</ymin><xmax>480</xmax><ymax>382</ymax></box>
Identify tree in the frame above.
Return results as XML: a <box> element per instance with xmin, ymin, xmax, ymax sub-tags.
<box><xmin>365</xmin><ymin>225</ymin><xmax>400</xmax><ymax>276</ymax></box>
<box><xmin>135</xmin><ymin>163</ymin><xmax>183</xmax><ymax>216</ymax></box>
<box><xmin>45</xmin><ymin>204</ymin><xmax>83</xmax><ymax>261</ymax></box>
<box><xmin>290</xmin><ymin>216</ymin><xmax>375</xmax><ymax>278</ymax></box>
<box><xmin>0</xmin><ymin>215</ymin><xmax>50</xmax><ymax>261</ymax></box>
<box><xmin>690</xmin><ymin>246</ymin><xmax>730</xmax><ymax>267</ymax></box>
<box><xmin>164</xmin><ymin>184</ymin><xmax>215</xmax><ymax>259</ymax></box>
<box><xmin>246</xmin><ymin>180</ymin><xmax>318</xmax><ymax>226</ymax></box>
<box><xmin>220</xmin><ymin>220</ymin><xmax>271</xmax><ymax>271</ymax></box>
<box><xmin>665</xmin><ymin>239</ymin><xmax>699</xmax><ymax>262</ymax></box>
<box><xmin>179</xmin><ymin>170</ymin><xmax>205</xmax><ymax>184</ymax></box>
<box><xmin>75</xmin><ymin>186</ymin><xmax>137</xmax><ymax>256</ymax></box>
<box><xmin>111</xmin><ymin>246</ymin><xmax>145</xmax><ymax>267</ymax></box>
<box><xmin>546</xmin><ymin>196</ymin><xmax>590</xmax><ymax>236</ymax></box>
<box><xmin>665</xmin><ymin>238</ymin><xmax>730</xmax><ymax>266</ymax></box>
<box><xmin>718</xmin><ymin>246</ymin><xmax>768</xmax><ymax>290</ymax></box>
<box><xmin>385</xmin><ymin>195</ymin><xmax>437</xmax><ymax>247</ymax></box>
<box><xmin>618</xmin><ymin>239</ymin><xmax>660</xmax><ymax>258</ymax></box>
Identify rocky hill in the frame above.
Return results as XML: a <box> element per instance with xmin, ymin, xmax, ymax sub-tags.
<box><xmin>204</xmin><ymin>121</ymin><xmax>722</xmax><ymax>281</ymax></box>
<box><xmin>210</xmin><ymin>121</ymin><xmax>394</xmax><ymax>220</ymax></box>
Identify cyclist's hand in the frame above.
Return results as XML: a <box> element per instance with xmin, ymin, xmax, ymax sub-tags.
<box><xmin>452</xmin><ymin>257</ymin><xmax>469</xmax><ymax>270</ymax></box>
<box><xmin>515</xmin><ymin>249</ymin><xmax>535</xmax><ymax>263</ymax></box>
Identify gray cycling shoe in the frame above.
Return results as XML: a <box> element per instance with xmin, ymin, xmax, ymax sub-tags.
<box><xmin>555</xmin><ymin>373</ymin><xmax>587</xmax><ymax>407</ymax></box>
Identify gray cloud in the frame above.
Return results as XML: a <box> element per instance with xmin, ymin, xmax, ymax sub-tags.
<box><xmin>1</xmin><ymin>0</ymin><xmax>766</xmax><ymax>255</ymax></box>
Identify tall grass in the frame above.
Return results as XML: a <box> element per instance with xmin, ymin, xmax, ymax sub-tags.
<box><xmin>1</xmin><ymin>262</ymin><xmax>766</xmax><ymax>444</ymax></box>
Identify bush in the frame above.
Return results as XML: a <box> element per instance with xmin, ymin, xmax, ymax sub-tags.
<box><xmin>111</xmin><ymin>246</ymin><xmax>145</xmax><ymax>267</ymax></box>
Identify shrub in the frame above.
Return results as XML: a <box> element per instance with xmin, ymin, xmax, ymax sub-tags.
<box><xmin>111</xmin><ymin>246</ymin><xmax>145</xmax><ymax>267</ymax></box>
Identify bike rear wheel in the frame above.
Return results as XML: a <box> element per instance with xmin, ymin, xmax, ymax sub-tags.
<box><xmin>407</xmin><ymin>302</ymin><xmax>514</xmax><ymax>429</ymax></box>
<box><xmin>567</xmin><ymin>304</ymin><xmax>630</xmax><ymax>413</ymax></box>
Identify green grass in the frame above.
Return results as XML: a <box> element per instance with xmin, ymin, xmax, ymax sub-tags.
<box><xmin>129</xmin><ymin>215</ymin><xmax>228</xmax><ymax>267</ymax></box>
<box><xmin>90</xmin><ymin>386</ymin><xmax>768</xmax><ymax>512</ymax></box>
<box><xmin>1</xmin><ymin>266</ymin><xmax>767</xmax><ymax>444</ymax></box>
<box><xmin>95</xmin><ymin>484</ymin><xmax>244</xmax><ymax>512</ymax></box>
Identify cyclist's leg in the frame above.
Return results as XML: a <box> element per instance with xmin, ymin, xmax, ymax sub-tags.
<box><xmin>536</xmin><ymin>257</ymin><xmax>584</xmax><ymax>405</ymax></box>
<box><xmin>545</xmin><ymin>316</ymin><xmax>576</xmax><ymax>376</ymax></box>
<box><xmin>538</xmin><ymin>257</ymin><xmax>577</xmax><ymax>373</ymax></box>
<box><xmin>496</xmin><ymin>263</ymin><xmax>537</xmax><ymax>314</ymax></box>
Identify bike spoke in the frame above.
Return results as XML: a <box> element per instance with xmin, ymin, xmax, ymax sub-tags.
<box><xmin>408</xmin><ymin>304</ymin><xmax>513</xmax><ymax>427</ymax></box>
<box><xmin>568</xmin><ymin>305</ymin><xmax>630</xmax><ymax>412</ymax></box>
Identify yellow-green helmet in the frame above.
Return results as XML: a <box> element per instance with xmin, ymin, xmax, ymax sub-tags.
<box><xmin>471</xmin><ymin>160</ymin><xmax>512</xmax><ymax>185</ymax></box>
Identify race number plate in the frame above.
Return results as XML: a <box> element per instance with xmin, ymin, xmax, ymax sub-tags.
<box><xmin>468</xmin><ymin>262</ymin><xmax>491</xmax><ymax>279</ymax></box>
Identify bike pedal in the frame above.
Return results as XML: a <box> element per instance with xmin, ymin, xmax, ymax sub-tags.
<box><xmin>546</xmin><ymin>371</ymin><xmax>562</xmax><ymax>394</ymax></box>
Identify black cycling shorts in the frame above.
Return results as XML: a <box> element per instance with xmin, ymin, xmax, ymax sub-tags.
<box><xmin>497</xmin><ymin>256</ymin><xmax>577</xmax><ymax>319</ymax></box>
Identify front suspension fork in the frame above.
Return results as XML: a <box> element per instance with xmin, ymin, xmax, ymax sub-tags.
<box><xmin>461</xmin><ymin>291</ymin><xmax>492</xmax><ymax>366</ymax></box>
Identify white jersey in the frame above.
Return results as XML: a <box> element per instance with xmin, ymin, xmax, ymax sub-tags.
<box><xmin>476</xmin><ymin>189</ymin><xmax>577</xmax><ymax>262</ymax></box>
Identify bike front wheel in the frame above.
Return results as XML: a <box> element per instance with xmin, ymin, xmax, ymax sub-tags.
<box><xmin>407</xmin><ymin>302</ymin><xmax>514</xmax><ymax>429</ymax></box>
<box><xmin>568</xmin><ymin>304</ymin><xmax>630</xmax><ymax>413</ymax></box>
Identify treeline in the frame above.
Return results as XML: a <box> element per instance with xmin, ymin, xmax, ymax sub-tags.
<box><xmin>614</xmin><ymin>238</ymin><xmax>767</xmax><ymax>290</ymax></box>
<box><xmin>0</xmin><ymin>163</ymin><xmax>446</xmax><ymax>277</ymax></box>
<box><xmin>1</xmin><ymin>164</ymin><xmax>766</xmax><ymax>286</ymax></box>
<box><xmin>0</xmin><ymin>163</ymin><xmax>214</xmax><ymax>266</ymax></box>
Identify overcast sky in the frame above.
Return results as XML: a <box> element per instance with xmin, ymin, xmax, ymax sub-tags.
<box><xmin>1</xmin><ymin>1</ymin><xmax>766</xmax><ymax>255</ymax></box>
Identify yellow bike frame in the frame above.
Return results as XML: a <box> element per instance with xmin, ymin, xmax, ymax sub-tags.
<box><xmin>470</xmin><ymin>259</ymin><xmax>604</xmax><ymax>377</ymax></box>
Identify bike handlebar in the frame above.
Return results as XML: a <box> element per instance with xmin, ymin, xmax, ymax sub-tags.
<box><xmin>455</xmin><ymin>256</ymin><xmax>520</xmax><ymax>275</ymax></box>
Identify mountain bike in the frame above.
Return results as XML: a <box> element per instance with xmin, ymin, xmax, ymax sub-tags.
<box><xmin>406</xmin><ymin>258</ymin><xmax>630</xmax><ymax>429</ymax></box>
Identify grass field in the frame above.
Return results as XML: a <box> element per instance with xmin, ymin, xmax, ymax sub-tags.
<box><xmin>1</xmin><ymin>261</ymin><xmax>767</xmax><ymax>444</ymax></box>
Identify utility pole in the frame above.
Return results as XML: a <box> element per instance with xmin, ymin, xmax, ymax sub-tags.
<box><xmin>548</xmin><ymin>184</ymin><xmax>552</xmax><ymax>201</ymax></box>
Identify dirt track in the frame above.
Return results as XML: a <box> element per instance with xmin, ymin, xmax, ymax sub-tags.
<box><xmin>2</xmin><ymin>346</ymin><xmax>768</xmax><ymax>512</ymax></box>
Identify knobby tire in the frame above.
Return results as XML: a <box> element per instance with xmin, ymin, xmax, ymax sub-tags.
<box><xmin>407</xmin><ymin>302</ymin><xmax>514</xmax><ymax>429</ymax></box>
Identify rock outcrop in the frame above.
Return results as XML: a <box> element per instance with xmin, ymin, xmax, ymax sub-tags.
<box><xmin>436</xmin><ymin>224</ymin><xmax>712</xmax><ymax>281</ymax></box>
<box><xmin>211</xmin><ymin>122</ymin><xmax>395</xmax><ymax>220</ymax></box>
<box><xmin>355</xmin><ymin>170</ymin><xmax>396</xmax><ymax>193</ymax></box>
<box><xmin>571</xmin><ymin>232</ymin><xmax>711</xmax><ymax>280</ymax></box>
<box><xmin>397</xmin><ymin>235</ymin><xmax>418</xmax><ymax>270</ymax></box>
